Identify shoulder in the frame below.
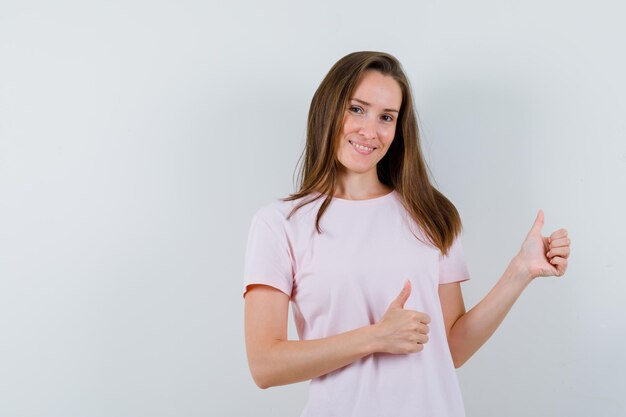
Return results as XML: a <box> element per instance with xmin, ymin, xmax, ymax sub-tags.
<box><xmin>252</xmin><ymin>193</ymin><xmax>321</xmax><ymax>226</ymax></box>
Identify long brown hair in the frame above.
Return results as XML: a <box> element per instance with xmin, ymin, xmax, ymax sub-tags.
<box><xmin>282</xmin><ymin>51</ymin><xmax>462</xmax><ymax>256</ymax></box>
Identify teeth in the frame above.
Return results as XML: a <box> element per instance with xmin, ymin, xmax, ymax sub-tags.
<box><xmin>351</xmin><ymin>141</ymin><xmax>374</xmax><ymax>151</ymax></box>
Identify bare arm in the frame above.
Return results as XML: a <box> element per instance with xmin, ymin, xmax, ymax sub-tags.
<box><xmin>440</xmin><ymin>258</ymin><xmax>531</xmax><ymax>368</ymax></box>
<box><xmin>244</xmin><ymin>280</ymin><xmax>429</xmax><ymax>389</ymax></box>
<box><xmin>244</xmin><ymin>284</ymin><xmax>376</xmax><ymax>388</ymax></box>
<box><xmin>439</xmin><ymin>211</ymin><xmax>571</xmax><ymax>368</ymax></box>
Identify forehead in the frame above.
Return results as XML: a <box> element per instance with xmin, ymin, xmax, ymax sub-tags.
<box><xmin>351</xmin><ymin>70</ymin><xmax>403</xmax><ymax>109</ymax></box>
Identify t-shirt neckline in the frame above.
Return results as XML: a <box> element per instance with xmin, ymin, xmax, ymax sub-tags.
<box><xmin>312</xmin><ymin>189</ymin><xmax>397</xmax><ymax>205</ymax></box>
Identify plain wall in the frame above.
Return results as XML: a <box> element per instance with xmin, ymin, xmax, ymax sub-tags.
<box><xmin>1</xmin><ymin>0</ymin><xmax>624</xmax><ymax>416</ymax></box>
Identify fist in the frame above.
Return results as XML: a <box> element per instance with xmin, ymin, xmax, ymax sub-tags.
<box><xmin>518</xmin><ymin>210</ymin><xmax>571</xmax><ymax>279</ymax></box>
<box><xmin>373</xmin><ymin>280</ymin><xmax>431</xmax><ymax>354</ymax></box>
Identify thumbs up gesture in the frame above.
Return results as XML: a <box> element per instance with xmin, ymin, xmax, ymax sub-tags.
<box><xmin>372</xmin><ymin>280</ymin><xmax>431</xmax><ymax>354</ymax></box>
<box><xmin>517</xmin><ymin>210</ymin><xmax>571</xmax><ymax>279</ymax></box>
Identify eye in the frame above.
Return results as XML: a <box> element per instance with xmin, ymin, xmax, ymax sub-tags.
<box><xmin>382</xmin><ymin>114</ymin><xmax>394</xmax><ymax>122</ymax></box>
<box><xmin>349</xmin><ymin>105</ymin><xmax>363</xmax><ymax>114</ymax></box>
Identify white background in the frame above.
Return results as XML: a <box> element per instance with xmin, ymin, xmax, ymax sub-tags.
<box><xmin>1</xmin><ymin>0</ymin><xmax>625</xmax><ymax>416</ymax></box>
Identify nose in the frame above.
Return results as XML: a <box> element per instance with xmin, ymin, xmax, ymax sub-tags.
<box><xmin>357</xmin><ymin>115</ymin><xmax>377</xmax><ymax>140</ymax></box>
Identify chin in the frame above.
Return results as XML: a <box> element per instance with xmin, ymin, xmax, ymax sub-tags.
<box><xmin>339</xmin><ymin>163</ymin><xmax>377</xmax><ymax>175</ymax></box>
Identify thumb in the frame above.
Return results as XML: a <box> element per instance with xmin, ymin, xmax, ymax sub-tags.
<box><xmin>528</xmin><ymin>209</ymin><xmax>544</xmax><ymax>236</ymax></box>
<box><xmin>389</xmin><ymin>280</ymin><xmax>411</xmax><ymax>309</ymax></box>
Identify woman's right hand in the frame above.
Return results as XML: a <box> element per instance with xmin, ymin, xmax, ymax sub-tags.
<box><xmin>372</xmin><ymin>280</ymin><xmax>430</xmax><ymax>354</ymax></box>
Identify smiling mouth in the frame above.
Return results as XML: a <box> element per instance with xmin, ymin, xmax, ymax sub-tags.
<box><xmin>349</xmin><ymin>140</ymin><xmax>377</xmax><ymax>151</ymax></box>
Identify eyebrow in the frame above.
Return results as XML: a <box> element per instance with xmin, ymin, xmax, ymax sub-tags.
<box><xmin>349</xmin><ymin>98</ymin><xmax>399</xmax><ymax>114</ymax></box>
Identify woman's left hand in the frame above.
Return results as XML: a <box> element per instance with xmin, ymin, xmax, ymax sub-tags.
<box><xmin>516</xmin><ymin>209</ymin><xmax>570</xmax><ymax>279</ymax></box>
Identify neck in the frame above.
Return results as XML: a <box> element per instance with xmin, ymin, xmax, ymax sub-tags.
<box><xmin>334</xmin><ymin>171</ymin><xmax>392</xmax><ymax>200</ymax></box>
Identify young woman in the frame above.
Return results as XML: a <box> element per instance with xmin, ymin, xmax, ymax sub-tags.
<box><xmin>242</xmin><ymin>51</ymin><xmax>570</xmax><ymax>417</ymax></box>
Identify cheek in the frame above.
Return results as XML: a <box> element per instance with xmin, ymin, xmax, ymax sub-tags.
<box><xmin>341</xmin><ymin>115</ymin><xmax>359</xmax><ymax>135</ymax></box>
<box><xmin>381</xmin><ymin>126</ymin><xmax>396</xmax><ymax>143</ymax></box>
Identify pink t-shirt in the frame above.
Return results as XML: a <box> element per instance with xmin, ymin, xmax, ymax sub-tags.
<box><xmin>243</xmin><ymin>189</ymin><xmax>470</xmax><ymax>417</ymax></box>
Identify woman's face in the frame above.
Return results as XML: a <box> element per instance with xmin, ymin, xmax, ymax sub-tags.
<box><xmin>335</xmin><ymin>70</ymin><xmax>403</xmax><ymax>178</ymax></box>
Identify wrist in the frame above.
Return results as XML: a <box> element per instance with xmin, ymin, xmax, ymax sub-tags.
<box><xmin>363</xmin><ymin>323</ymin><xmax>384</xmax><ymax>355</ymax></box>
<box><xmin>509</xmin><ymin>255</ymin><xmax>534</xmax><ymax>285</ymax></box>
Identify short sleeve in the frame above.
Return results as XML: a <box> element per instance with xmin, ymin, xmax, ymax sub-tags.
<box><xmin>439</xmin><ymin>235</ymin><xmax>471</xmax><ymax>284</ymax></box>
<box><xmin>242</xmin><ymin>207</ymin><xmax>295</xmax><ymax>298</ymax></box>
